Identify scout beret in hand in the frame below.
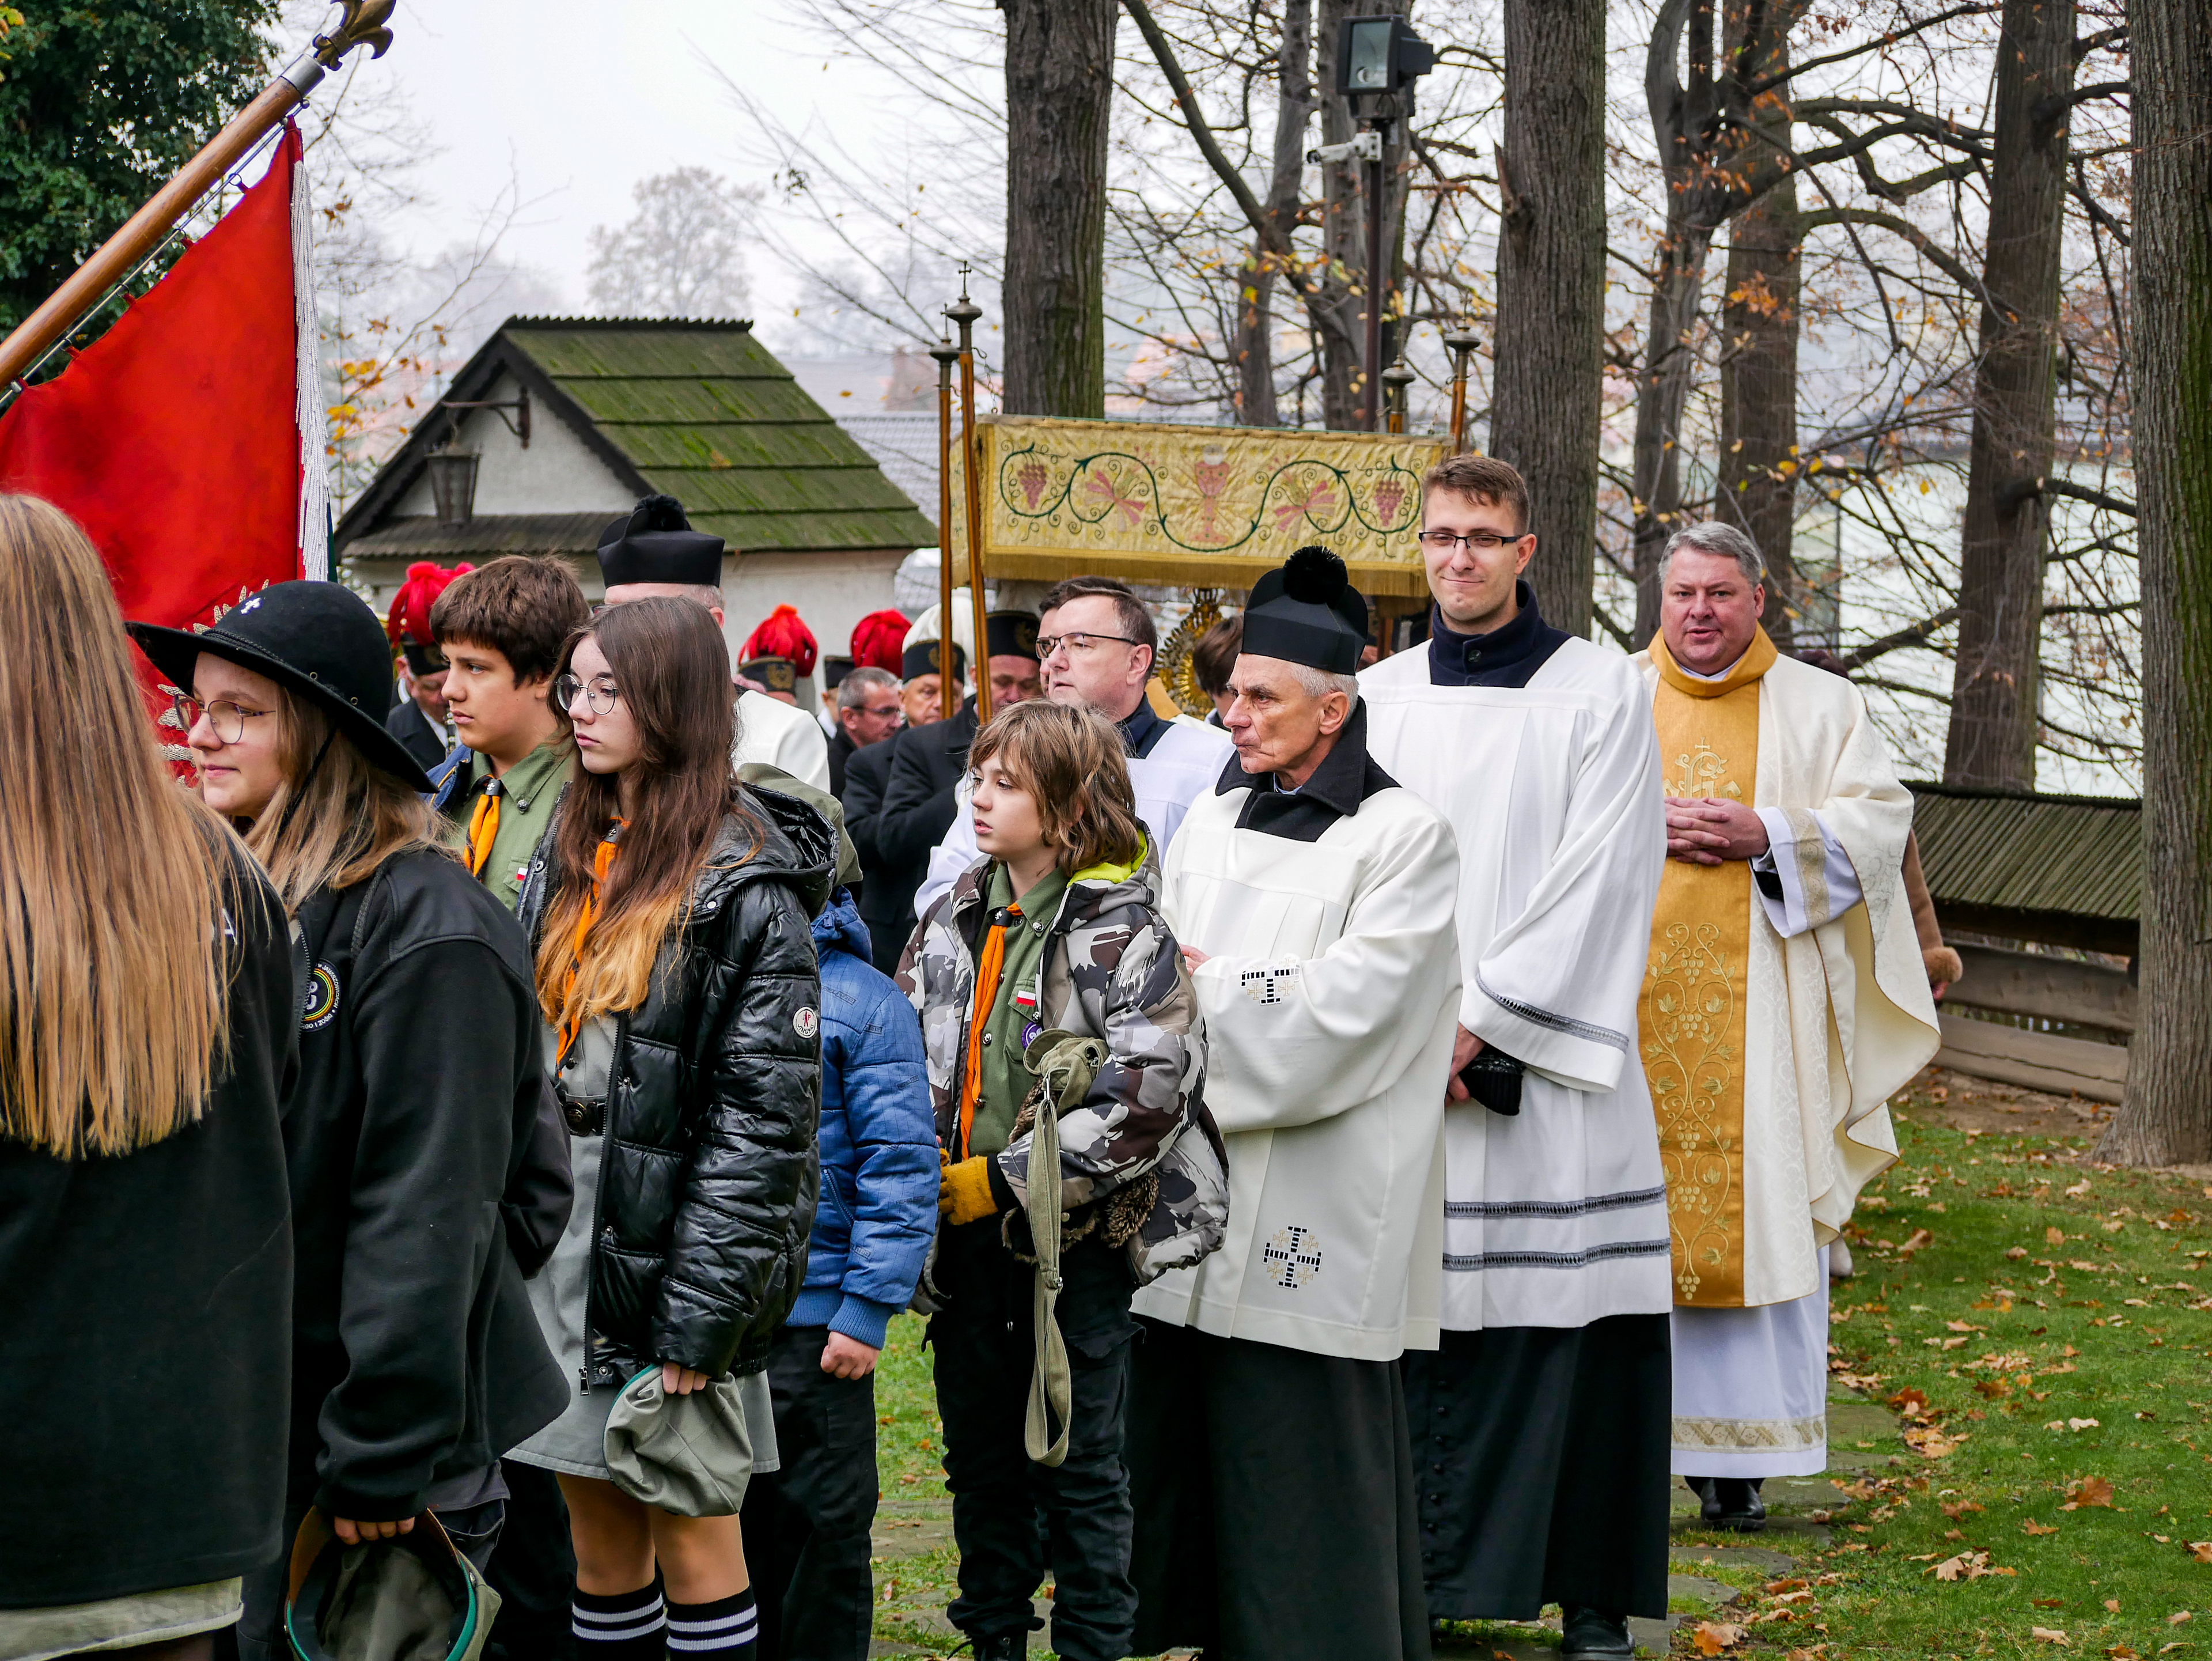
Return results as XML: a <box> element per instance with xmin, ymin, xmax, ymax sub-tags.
<box><xmin>129</xmin><ymin>580</ymin><xmax>435</xmax><ymax>793</ymax></box>
<box><xmin>596</xmin><ymin>494</ymin><xmax>726</xmax><ymax>589</ymax></box>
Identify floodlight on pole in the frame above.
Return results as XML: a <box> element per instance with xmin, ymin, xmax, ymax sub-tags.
<box><xmin>1332</xmin><ymin>16</ymin><xmax>1435</xmax><ymax>433</ymax></box>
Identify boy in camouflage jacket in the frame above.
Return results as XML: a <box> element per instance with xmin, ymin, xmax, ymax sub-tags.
<box><xmin>896</xmin><ymin>701</ymin><xmax>1222</xmax><ymax>1661</ymax></box>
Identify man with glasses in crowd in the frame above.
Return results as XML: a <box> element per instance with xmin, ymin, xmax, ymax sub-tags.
<box><xmin>910</xmin><ymin>576</ymin><xmax>1233</xmax><ymax>919</ymax></box>
<box><xmin>1358</xmin><ymin>455</ymin><xmax>1675</xmax><ymax>1660</ymax></box>
<box><xmin>827</xmin><ymin>664</ymin><xmax>903</xmax><ymax>796</ymax></box>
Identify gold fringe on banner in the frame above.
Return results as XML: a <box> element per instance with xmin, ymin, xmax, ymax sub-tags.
<box><xmin>946</xmin><ymin>415</ymin><xmax>1446</xmax><ymax>596</ymax></box>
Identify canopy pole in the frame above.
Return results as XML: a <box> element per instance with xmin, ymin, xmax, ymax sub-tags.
<box><xmin>0</xmin><ymin>2</ymin><xmax>396</xmax><ymax>392</ymax></box>
<box><xmin>946</xmin><ymin>271</ymin><xmax>991</xmax><ymax>727</ymax></box>
<box><xmin>929</xmin><ymin>331</ymin><xmax>962</xmax><ymax>720</ymax></box>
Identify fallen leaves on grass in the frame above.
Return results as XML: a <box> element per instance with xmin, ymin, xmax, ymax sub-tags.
<box><xmin>2036</xmin><ymin>1599</ymin><xmax>2067</xmax><ymax>1609</ymax></box>
<box><xmin>1931</xmin><ymin>1550</ymin><xmax>2005</xmax><ymax>1580</ymax></box>
<box><xmin>2050</xmin><ymin>1227</ymin><xmax>2070</xmax><ymax>1244</ymax></box>
<box><xmin>1691</xmin><ymin>1621</ymin><xmax>1747</xmax><ymax>1655</ymax></box>
<box><xmin>2035</xmin><ymin>1628</ymin><xmax>2072</xmax><ymax>1645</ymax></box>
<box><xmin>2065</xmin><ymin>1476</ymin><xmax>2118</xmax><ymax>1509</ymax></box>
<box><xmin>2188</xmin><ymin>1542</ymin><xmax>2212</xmax><ymax>1564</ymax></box>
<box><xmin>1942</xmin><ymin>1499</ymin><xmax>1986</xmax><ymax>1519</ymax></box>
<box><xmin>1902</xmin><ymin>1228</ymin><xmax>1936</xmax><ymax>1254</ymax></box>
<box><xmin>2024</xmin><ymin>1519</ymin><xmax>2061</xmax><ymax>1535</ymax></box>
<box><xmin>1907</xmin><ymin>1424</ymin><xmax>1971</xmax><ymax>1457</ymax></box>
<box><xmin>1889</xmin><ymin>1386</ymin><xmax>1935</xmax><ymax>1420</ymax></box>
<box><xmin>2009</xmin><ymin>1246</ymin><xmax>2030</xmax><ymax>1259</ymax></box>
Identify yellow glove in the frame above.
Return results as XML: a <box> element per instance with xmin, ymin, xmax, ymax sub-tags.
<box><xmin>938</xmin><ymin>1155</ymin><xmax>999</xmax><ymax>1226</ymax></box>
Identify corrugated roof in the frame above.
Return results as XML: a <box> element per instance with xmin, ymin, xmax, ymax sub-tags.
<box><xmin>1910</xmin><ymin>782</ymin><xmax>2141</xmax><ymax>922</ymax></box>
<box><xmin>501</xmin><ymin>319</ymin><xmax>936</xmax><ymax>555</ymax></box>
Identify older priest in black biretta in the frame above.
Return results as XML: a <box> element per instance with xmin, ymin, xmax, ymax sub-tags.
<box><xmin>1129</xmin><ymin>546</ymin><xmax>1462</xmax><ymax>1661</ymax></box>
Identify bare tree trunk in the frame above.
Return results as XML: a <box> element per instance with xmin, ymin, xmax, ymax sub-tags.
<box><xmin>1713</xmin><ymin>0</ymin><xmax>1804</xmax><ymax>651</ymax></box>
<box><xmin>1717</xmin><ymin>172</ymin><xmax>1804</xmax><ymax>647</ymax></box>
<box><xmin>1234</xmin><ymin>0</ymin><xmax>1314</xmax><ymax>426</ymax></box>
<box><xmin>1002</xmin><ymin>0</ymin><xmax>1119</xmax><ymax>418</ymax></box>
<box><xmin>1941</xmin><ymin>0</ymin><xmax>2075</xmax><ymax>786</ymax></box>
<box><xmin>1628</xmin><ymin>222</ymin><xmax>1718</xmax><ymax>641</ymax></box>
<box><xmin>1488</xmin><ymin>0</ymin><xmax>1605</xmax><ymax>640</ymax></box>
<box><xmin>2097</xmin><ymin>0</ymin><xmax>2212</xmax><ymax>1166</ymax></box>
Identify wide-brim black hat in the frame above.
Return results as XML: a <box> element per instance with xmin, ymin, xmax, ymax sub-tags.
<box><xmin>128</xmin><ymin>581</ymin><xmax>436</xmax><ymax>793</ymax></box>
<box><xmin>985</xmin><ymin>609</ymin><xmax>1040</xmax><ymax>661</ymax></box>
<box><xmin>597</xmin><ymin>494</ymin><xmax>726</xmax><ymax>589</ymax></box>
<box><xmin>1241</xmin><ymin>546</ymin><xmax>1369</xmax><ymax>675</ymax></box>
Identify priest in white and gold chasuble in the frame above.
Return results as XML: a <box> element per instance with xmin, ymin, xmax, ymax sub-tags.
<box><xmin>1637</xmin><ymin>526</ymin><xmax>1940</xmax><ymax>1502</ymax></box>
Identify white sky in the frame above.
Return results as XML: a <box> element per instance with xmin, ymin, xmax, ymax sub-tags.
<box><xmin>350</xmin><ymin>0</ymin><xmax>910</xmax><ymax>341</ymax></box>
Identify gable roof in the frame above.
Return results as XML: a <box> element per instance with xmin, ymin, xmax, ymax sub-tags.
<box><xmin>1908</xmin><ymin>781</ymin><xmax>2140</xmax><ymax>954</ymax></box>
<box><xmin>333</xmin><ymin>317</ymin><xmax>937</xmax><ymax>559</ymax></box>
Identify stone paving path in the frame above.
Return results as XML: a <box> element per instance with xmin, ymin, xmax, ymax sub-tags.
<box><xmin>864</xmin><ymin>1391</ymin><xmax>1896</xmax><ymax>1658</ymax></box>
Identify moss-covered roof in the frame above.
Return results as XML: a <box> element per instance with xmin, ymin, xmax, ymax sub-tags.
<box><xmin>502</xmin><ymin>319</ymin><xmax>933</xmax><ymax>555</ymax></box>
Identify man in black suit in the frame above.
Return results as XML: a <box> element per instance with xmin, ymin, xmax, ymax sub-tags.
<box><xmin>842</xmin><ymin>639</ymin><xmax>965</xmax><ymax>977</ymax></box>
<box><xmin>874</xmin><ymin>611</ymin><xmax>1041</xmax><ymax>933</ymax></box>
<box><xmin>384</xmin><ymin>635</ymin><xmax>455</xmax><ymax>773</ymax></box>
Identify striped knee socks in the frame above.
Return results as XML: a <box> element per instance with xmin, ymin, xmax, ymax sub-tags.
<box><xmin>666</xmin><ymin>1588</ymin><xmax>759</xmax><ymax>1657</ymax></box>
<box><xmin>571</xmin><ymin>1584</ymin><xmax>666</xmax><ymax>1659</ymax></box>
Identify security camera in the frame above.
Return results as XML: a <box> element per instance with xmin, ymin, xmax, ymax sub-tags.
<box><xmin>1306</xmin><ymin>131</ymin><xmax>1384</xmax><ymax>165</ymax></box>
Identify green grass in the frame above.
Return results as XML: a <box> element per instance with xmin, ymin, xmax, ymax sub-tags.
<box><xmin>1684</xmin><ymin>1101</ymin><xmax>2212</xmax><ymax>1660</ymax></box>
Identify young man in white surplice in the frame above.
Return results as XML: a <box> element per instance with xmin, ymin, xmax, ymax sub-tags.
<box><xmin>1124</xmin><ymin>546</ymin><xmax>1460</xmax><ymax>1661</ymax></box>
<box><xmin>1359</xmin><ymin>454</ymin><xmax>1673</xmax><ymax>1661</ymax></box>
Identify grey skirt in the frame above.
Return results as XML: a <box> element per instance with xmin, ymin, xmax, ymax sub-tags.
<box><xmin>508</xmin><ymin>1130</ymin><xmax>779</xmax><ymax>1482</ymax></box>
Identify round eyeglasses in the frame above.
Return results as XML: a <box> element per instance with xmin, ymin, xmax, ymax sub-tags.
<box><xmin>172</xmin><ymin>694</ymin><xmax>272</xmax><ymax>746</ymax></box>
<box><xmin>554</xmin><ymin>673</ymin><xmax>621</xmax><ymax>715</ymax></box>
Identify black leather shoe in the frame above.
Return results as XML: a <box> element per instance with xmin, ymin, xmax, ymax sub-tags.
<box><xmin>1562</xmin><ymin>1606</ymin><xmax>1636</xmax><ymax>1659</ymax></box>
<box><xmin>1685</xmin><ymin>1474</ymin><xmax>1768</xmax><ymax>1531</ymax></box>
<box><xmin>963</xmin><ymin>1634</ymin><xmax>1027</xmax><ymax>1661</ymax></box>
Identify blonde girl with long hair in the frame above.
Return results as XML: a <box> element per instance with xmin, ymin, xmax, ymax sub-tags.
<box><xmin>127</xmin><ymin>576</ymin><xmax>570</xmax><ymax>1661</ymax></box>
<box><xmin>509</xmin><ymin>596</ymin><xmax>836</xmax><ymax>1661</ymax></box>
<box><xmin>0</xmin><ymin>495</ymin><xmax>297</xmax><ymax>1661</ymax></box>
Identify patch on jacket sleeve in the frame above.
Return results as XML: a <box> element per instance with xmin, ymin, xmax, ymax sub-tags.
<box><xmin>1238</xmin><ymin>963</ymin><xmax>1300</xmax><ymax>1005</ymax></box>
<box><xmin>794</xmin><ymin>1005</ymin><xmax>820</xmax><ymax>1040</ymax></box>
<box><xmin>1262</xmin><ymin>1225</ymin><xmax>1323</xmax><ymax>1289</ymax></box>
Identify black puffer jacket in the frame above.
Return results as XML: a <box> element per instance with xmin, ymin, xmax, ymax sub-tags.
<box><xmin>521</xmin><ymin>785</ymin><xmax>834</xmax><ymax>1382</ymax></box>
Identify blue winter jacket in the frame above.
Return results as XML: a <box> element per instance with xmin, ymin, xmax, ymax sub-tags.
<box><xmin>791</xmin><ymin>887</ymin><xmax>938</xmax><ymax>1348</ymax></box>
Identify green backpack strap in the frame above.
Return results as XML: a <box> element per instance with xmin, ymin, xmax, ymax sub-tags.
<box><xmin>1020</xmin><ymin>1028</ymin><xmax>1108</xmax><ymax>1467</ymax></box>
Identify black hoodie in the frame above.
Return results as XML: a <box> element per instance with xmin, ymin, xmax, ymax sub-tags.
<box><xmin>285</xmin><ymin>845</ymin><xmax>569</xmax><ymax>1523</ymax></box>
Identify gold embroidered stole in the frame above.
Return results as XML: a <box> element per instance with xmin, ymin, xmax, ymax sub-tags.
<box><xmin>1640</xmin><ymin>628</ymin><xmax>1778</xmax><ymax>1307</ymax></box>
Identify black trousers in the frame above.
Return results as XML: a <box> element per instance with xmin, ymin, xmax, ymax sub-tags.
<box><xmin>739</xmin><ymin>1324</ymin><xmax>880</xmax><ymax>1661</ymax></box>
<box><xmin>1399</xmin><ymin>1315</ymin><xmax>1672</xmax><ymax>1621</ymax></box>
<box><xmin>1126</xmin><ymin>1320</ymin><xmax>1430</xmax><ymax>1661</ymax></box>
<box><xmin>929</xmin><ymin>1221</ymin><xmax>1137</xmax><ymax>1661</ymax></box>
<box><xmin>483</xmin><ymin>1458</ymin><xmax>577</xmax><ymax>1661</ymax></box>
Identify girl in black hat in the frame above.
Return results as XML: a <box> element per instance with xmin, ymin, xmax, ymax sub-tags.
<box><xmin>0</xmin><ymin>496</ymin><xmax>297</xmax><ymax>1660</ymax></box>
<box><xmin>510</xmin><ymin>596</ymin><xmax>835</xmax><ymax>1661</ymax></box>
<box><xmin>128</xmin><ymin>578</ymin><xmax>571</xmax><ymax>1660</ymax></box>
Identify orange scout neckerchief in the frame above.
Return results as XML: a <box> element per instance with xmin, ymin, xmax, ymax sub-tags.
<box><xmin>465</xmin><ymin>779</ymin><xmax>502</xmax><ymax>878</ymax></box>
<box><xmin>955</xmin><ymin>901</ymin><xmax>1021</xmax><ymax>1158</ymax></box>
<box><xmin>556</xmin><ymin>823</ymin><xmax>625</xmax><ymax>1065</ymax></box>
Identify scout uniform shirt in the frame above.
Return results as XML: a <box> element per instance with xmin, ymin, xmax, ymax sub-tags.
<box><xmin>960</xmin><ymin>861</ymin><xmax>1068</xmax><ymax>1160</ymax></box>
<box><xmin>454</xmin><ymin>740</ymin><xmax>570</xmax><ymax>911</ymax></box>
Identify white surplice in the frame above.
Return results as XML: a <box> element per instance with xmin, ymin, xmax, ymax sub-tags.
<box><xmin>1135</xmin><ymin>770</ymin><xmax>1462</xmax><ymax>1362</ymax></box>
<box><xmin>1361</xmin><ymin>640</ymin><xmax>1674</xmax><ymax>1330</ymax></box>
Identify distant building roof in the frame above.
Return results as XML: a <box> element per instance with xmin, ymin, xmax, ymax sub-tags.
<box><xmin>836</xmin><ymin>413</ymin><xmax>942</xmax><ymax>525</ymax></box>
<box><xmin>335</xmin><ymin>317</ymin><xmax>936</xmax><ymax>561</ymax></box>
<box><xmin>1909</xmin><ymin>781</ymin><xmax>2140</xmax><ymax>955</ymax></box>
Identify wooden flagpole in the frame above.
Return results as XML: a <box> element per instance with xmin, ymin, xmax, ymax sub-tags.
<box><xmin>0</xmin><ymin>1</ymin><xmax>396</xmax><ymax>392</ymax></box>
